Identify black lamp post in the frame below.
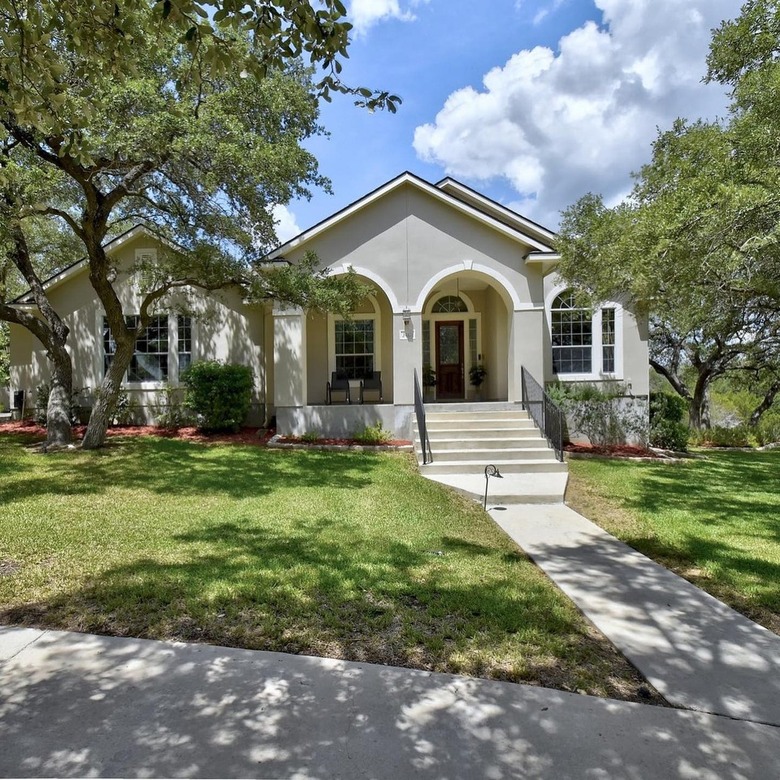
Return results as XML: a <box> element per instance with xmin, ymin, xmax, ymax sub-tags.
<box><xmin>484</xmin><ymin>464</ymin><xmax>503</xmax><ymax>509</ymax></box>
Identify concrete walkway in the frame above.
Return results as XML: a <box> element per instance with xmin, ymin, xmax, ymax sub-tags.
<box><xmin>2</xmin><ymin>626</ymin><xmax>780</xmax><ymax>779</ymax></box>
<box><xmin>492</xmin><ymin>503</ymin><xmax>780</xmax><ymax>727</ymax></box>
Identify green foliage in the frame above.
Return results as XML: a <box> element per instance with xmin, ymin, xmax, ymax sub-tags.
<box><xmin>182</xmin><ymin>361</ymin><xmax>253</xmax><ymax>432</ymax></box>
<box><xmin>353</xmin><ymin>421</ymin><xmax>393</xmax><ymax>445</ymax></box>
<box><xmin>648</xmin><ymin>393</ymin><xmax>689</xmax><ymax>451</ymax></box>
<box><xmin>33</xmin><ymin>382</ymin><xmax>82</xmax><ymax>426</ymax></box>
<box><xmin>152</xmin><ymin>385</ymin><xmax>191</xmax><ymax>429</ymax></box>
<box><xmin>422</xmin><ymin>364</ymin><xmax>436</xmax><ymax>387</ymax></box>
<box><xmin>550</xmin><ymin>383</ymin><xmax>648</xmax><ymax>447</ymax></box>
<box><xmin>557</xmin><ymin>2</ymin><xmax>780</xmax><ymax>430</ymax></box>
<box><xmin>689</xmin><ymin>425</ymin><xmax>754</xmax><ymax>448</ymax></box>
<box><xmin>0</xmin><ymin>323</ymin><xmax>8</xmax><ymax>387</ymax></box>
<box><xmin>300</xmin><ymin>430</ymin><xmax>321</xmax><ymax>443</ymax></box>
<box><xmin>468</xmin><ymin>364</ymin><xmax>488</xmax><ymax>387</ymax></box>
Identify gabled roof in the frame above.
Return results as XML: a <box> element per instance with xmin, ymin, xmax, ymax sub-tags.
<box><xmin>266</xmin><ymin>171</ymin><xmax>558</xmax><ymax>260</ymax></box>
<box><xmin>12</xmin><ymin>224</ymin><xmax>175</xmax><ymax>305</ymax></box>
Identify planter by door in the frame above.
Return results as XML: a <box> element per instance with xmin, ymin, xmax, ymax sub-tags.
<box><xmin>436</xmin><ymin>321</ymin><xmax>464</xmax><ymax>399</ymax></box>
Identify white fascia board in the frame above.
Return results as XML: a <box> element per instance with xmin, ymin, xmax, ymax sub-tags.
<box><xmin>436</xmin><ymin>178</ymin><xmax>558</xmax><ymax>245</ymax></box>
<box><xmin>525</xmin><ymin>251</ymin><xmax>561</xmax><ymax>265</ymax></box>
<box><xmin>266</xmin><ymin>172</ymin><xmax>553</xmax><ymax>260</ymax></box>
<box><xmin>12</xmin><ymin>225</ymin><xmax>177</xmax><ymax>304</ymax></box>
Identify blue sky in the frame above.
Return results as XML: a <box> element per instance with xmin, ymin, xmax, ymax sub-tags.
<box><xmin>275</xmin><ymin>0</ymin><xmax>744</xmax><ymax>241</ymax></box>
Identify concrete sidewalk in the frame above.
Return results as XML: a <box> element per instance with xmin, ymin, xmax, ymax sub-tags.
<box><xmin>2</xmin><ymin>626</ymin><xmax>780</xmax><ymax>779</ymax></box>
<box><xmin>492</xmin><ymin>504</ymin><xmax>780</xmax><ymax>727</ymax></box>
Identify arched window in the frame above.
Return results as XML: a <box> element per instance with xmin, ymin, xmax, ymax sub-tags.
<box><xmin>432</xmin><ymin>295</ymin><xmax>468</xmax><ymax>313</ymax></box>
<box><xmin>551</xmin><ymin>291</ymin><xmax>593</xmax><ymax>374</ymax></box>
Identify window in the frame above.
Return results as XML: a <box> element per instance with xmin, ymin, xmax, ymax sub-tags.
<box><xmin>602</xmin><ymin>308</ymin><xmax>615</xmax><ymax>373</ymax></box>
<box><xmin>335</xmin><ymin>319</ymin><xmax>374</xmax><ymax>379</ymax></box>
<box><xmin>551</xmin><ymin>291</ymin><xmax>592</xmax><ymax>374</ymax></box>
<box><xmin>432</xmin><ymin>295</ymin><xmax>468</xmax><ymax>313</ymax></box>
<box><xmin>103</xmin><ymin>315</ymin><xmax>169</xmax><ymax>382</ymax></box>
<box><xmin>178</xmin><ymin>315</ymin><xmax>192</xmax><ymax>373</ymax></box>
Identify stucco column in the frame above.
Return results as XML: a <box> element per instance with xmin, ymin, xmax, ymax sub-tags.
<box><xmin>273</xmin><ymin>304</ymin><xmax>307</xmax><ymax>408</ymax></box>
<box><xmin>392</xmin><ymin>311</ymin><xmax>422</xmax><ymax>405</ymax></box>
<box><xmin>508</xmin><ymin>308</ymin><xmax>545</xmax><ymax>401</ymax></box>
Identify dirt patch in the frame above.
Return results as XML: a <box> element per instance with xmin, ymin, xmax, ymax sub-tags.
<box><xmin>0</xmin><ymin>559</ymin><xmax>21</xmax><ymax>577</ymax></box>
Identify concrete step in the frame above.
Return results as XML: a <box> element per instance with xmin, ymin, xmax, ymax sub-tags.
<box><xmin>422</xmin><ymin>419</ymin><xmax>538</xmax><ymax>432</ymax></box>
<box><xmin>424</xmin><ymin>472</ymin><xmax>569</xmax><ymax>505</ymax></box>
<box><xmin>419</xmin><ymin>437</ymin><xmax>550</xmax><ymax>450</ymax></box>
<box><xmin>415</xmin><ymin>427</ymin><xmax>541</xmax><ymax>440</ymax></box>
<box><xmin>424</xmin><ymin>410</ymin><xmax>531</xmax><ymax>422</ymax></box>
<box><xmin>423</xmin><ymin>402</ymin><xmax>527</xmax><ymax>413</ymax></box>
<box><xmin>415</xmin><ymin>447</ymin><xmax>555</xmax><ymax>462</ymax></box>
<box><xmin>420</xmin><ymin>459</ymin><xmax>567</xmax><ymax>475</ymax></box>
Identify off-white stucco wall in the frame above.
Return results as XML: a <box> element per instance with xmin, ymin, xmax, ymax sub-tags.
<box><xmin>9</xmin><ymin>232</ymin><xmax>267</xmax><ymax>425</ymax></box>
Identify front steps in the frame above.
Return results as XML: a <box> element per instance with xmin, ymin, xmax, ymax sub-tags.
<box><xmin>413</xmin><ymin>403</ymin><xmax>568</xmax><ymax>504</ymax></box>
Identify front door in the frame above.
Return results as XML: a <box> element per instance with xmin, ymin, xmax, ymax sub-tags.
<box><xmin>436</xmin><ymin>321</ymin><xmax>464</xmax><ymax>399</ymax></box>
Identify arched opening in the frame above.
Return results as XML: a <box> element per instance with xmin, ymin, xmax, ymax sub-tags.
<box><xmin>306</xmin><ymin>277</ymin><xmax>394</xmax><ymax>404</ymax></box>
<box><xmin>421</xmin><ymin>271</ymin><xmax>512</xmax><ymax>401</ymax></box>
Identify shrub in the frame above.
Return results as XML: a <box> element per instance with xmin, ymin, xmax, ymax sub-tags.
<box><xmin>34</xmin><ymin>383</ymin><xmax>83</xmax><ymax>425</ymax></box>
<box><xmin>548</xmin><ymin>383</ymin><xmax>648</xmax><ymax>447</ymax></box>
<box><xmin>152</xmin><ymin>385</ymin><xmax>192</xmax><ymax>429</ymax></box>
<box><xmin>353</xmin><ymin>421</ymin><xmax>393</xmax><ymax>444</ymax></box>
<box><xmin>300</xmin><ymin>430</ymin><xmax>321</xmax><ymax>442</ymax></box>
<box><xmin>690</xmin><ymin>425</ymin><xmax>754</xmax><ymax>448</ymax></box>
<box><xmin>649</xmin><ymin>393</ymin><xmax>688</xmax><ymax>451</ymax></box>
<box><xmin>181</xmin><ymin>361</ymin><xmax>253</xmax><ymax>432</ymax></box>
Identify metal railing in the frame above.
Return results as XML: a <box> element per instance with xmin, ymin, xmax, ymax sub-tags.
<box><xmin>521</xmin><ymin>366</ymin><xmax>565</xmax><ymax>462</ymax></box>
<box><xmin>413</xmin><ymin>368</ymin><xmax>433</xmax><ymax>464</ymax></box>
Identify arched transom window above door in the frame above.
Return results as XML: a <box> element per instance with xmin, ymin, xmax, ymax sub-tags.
<box><xmin>432</xmin><ymin>295</ymin><xmax>468</xmax><ymax>313</ymax></box>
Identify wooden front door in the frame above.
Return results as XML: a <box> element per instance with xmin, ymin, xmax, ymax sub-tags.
<box><xmin>436</xmin><ymin>321</ymin><xmax>464</xmax><ymax>399</ymax></box>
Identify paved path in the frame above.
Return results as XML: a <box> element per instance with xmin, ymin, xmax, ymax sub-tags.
<box><xmin>2</xmin><ymin>626</ymin><xmax>780</xmax><ymax>779</ymax></box>
<box><xmin>492</xmin><ymin>503</ymin><xmax>780</xmax><ymax>727</ymax></box>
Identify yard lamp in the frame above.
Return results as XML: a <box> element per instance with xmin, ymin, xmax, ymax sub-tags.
<box><xmin>484</xmin><ymin>464</ymin><xmax>503</xmax><ymax>509</ymax></box>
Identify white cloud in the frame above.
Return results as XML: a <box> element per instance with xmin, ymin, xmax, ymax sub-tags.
<box><xmin>413</xmin><ymin>0</ymin><xmax>742</xmax><ymax>227</ymax></box>
<box><xmin>272</xmin><ymin>205</ymin><xmax>302</xmax><ymax>244</ymax></box>
<box><xmin>348</xmin><ymin>0</ymin><xmax>428</xmax><ymax>37</ymax></box>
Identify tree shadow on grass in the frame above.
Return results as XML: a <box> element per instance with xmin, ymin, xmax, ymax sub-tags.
<box><xmin>0</xmin><ymin>511</ymin><xmax>653</xmax><ymax>703</ymax></box>
<box><xmin>0</xmin><ymin>437</ymin><xmax>380</xmax><ymax>504</ymax></box>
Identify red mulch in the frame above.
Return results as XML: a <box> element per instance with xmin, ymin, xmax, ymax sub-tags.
<box><xmin>0</xmin><ymin>421</ymin><xmax>411</xmax><ymax>448</ymax></box>
<box><xmin>0</xmin><ymin>420</ymin><xmax>274</xmax><ymax>446</ymax></box>
<box><xmin>276</xmin><ymin>436</ymin><xmax>413</xmax><ymax>447</ymax></box>
<box><xmin>564</xmin><ymin>442</ymin><xmax>660</xmax><ymax>458</ymax></box>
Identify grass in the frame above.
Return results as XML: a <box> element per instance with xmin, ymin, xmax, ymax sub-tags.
<box><xmin>567</xmin><ymin>449</ymin><xmax>780</xmax><ymax>633</ymax></box>
<box><xmin>0</xmin><ymin>432</ymin><xmax>658</xmax><ymax>702</ymax></box>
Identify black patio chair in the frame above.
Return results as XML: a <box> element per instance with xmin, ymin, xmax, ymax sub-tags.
<box><xmin>359</xmin><ymin>371</ymin><xmax>382</xmax><ymax>404</ymax></box>
<box><xmin>326</xmin><ymin>372</ymin><xmax>351</xmax><ymax>404</ymax></box>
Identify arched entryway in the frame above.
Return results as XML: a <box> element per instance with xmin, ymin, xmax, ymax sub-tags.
<box><xmin>420</xmin><ymin>270</ymin><xmax>513</xmax><ymax>402</ymax></box>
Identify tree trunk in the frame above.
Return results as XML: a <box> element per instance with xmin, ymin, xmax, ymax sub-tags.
<box><xmin>46</xmin><ymin>344</ymin><xmax>73</xmax><ymax>447</ymax></box>
<box><xmin>81</xmin><ymin>338</ymin><xmax>135</xmax><ymax>449</ymax></box>
<box><xmin>749</xmin><ymin>380</ymin><xmax>780</xmax><ymax>427</ymax></box>
<box><xmin>689</xmin><ymin>377</ymin><xmax>712</xmax><ymax>431</ymax></box>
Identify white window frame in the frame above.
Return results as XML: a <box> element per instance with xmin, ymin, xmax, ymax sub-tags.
<box><xmin>545</xmin><ymin>286</ymin><xmax>623</xmax><ymax>381</ymax></box>
<box><xmin>327</xmin><ymin>295</ymin><xmax>382</xmax><ymax>383</ymax></box>
<box><xmin>97</xmin><ymin>311</ymin><xmax>196</xmax><ymax>389</ymax></box>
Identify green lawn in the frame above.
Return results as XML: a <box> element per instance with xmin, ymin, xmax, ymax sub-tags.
<box><xmin>567</xmin><ymin>450</ymin><xmax>780</xmax><ymax>633</ymax></box>
<box><xmin>0</xmin><ymin>433</ymin><xmax>656</xmax><ymax>702</ymax></box>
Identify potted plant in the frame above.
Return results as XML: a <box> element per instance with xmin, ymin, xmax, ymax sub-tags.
<box><xmin>422</xmin><ymin>363</ymin><xmax>436</xmax><ymax>402</ymax></box>
<box><xmin>469</xmin><ymin>363</ymin><xmax>487</xmax><ymax>400</ymax></box>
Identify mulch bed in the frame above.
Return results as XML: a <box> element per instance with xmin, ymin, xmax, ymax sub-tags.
<box><xmin>0</xmin><ymin>420</ymin><xmax>411</xmax><ymax>449</ymax></box>
<box><xmin>564</xmin><ymin>443</ymin><xmax>661</xmax><ymax>459</ymax></box>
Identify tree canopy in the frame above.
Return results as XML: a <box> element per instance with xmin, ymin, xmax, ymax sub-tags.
<box><xmin>557</xmin><ymin>0</ymin><xmax>780</xmax><ymax>429</ymax></box>
<box><xmin>1</xmin><ymin>0</ymin><xmax>386</xmax><ymax>447</ymax></box>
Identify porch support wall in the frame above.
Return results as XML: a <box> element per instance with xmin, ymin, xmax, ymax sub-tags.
<box><xmin>509</xmin><ymin>308</ymin><xmax>544</xmax><ymax>401</ymax></box>
<box><xmin>392</xmin><ymin>311</ymin><xmax>422</xmax><ymax>405</ymax></box>
<box><xmin>273</xmin><ymin>305</ymin><xmax>307</xmax><ymax>408</ymax></box>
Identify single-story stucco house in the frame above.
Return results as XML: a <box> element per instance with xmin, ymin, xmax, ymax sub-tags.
<box><xmin>8</xmin><ymin>172</ymin><xmax>649</xmax><ymax>448</ymax></box>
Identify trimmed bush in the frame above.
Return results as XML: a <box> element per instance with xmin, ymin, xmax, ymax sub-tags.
<box><xmin>649</xmin><ymin>392</ymin><xmax>689</xmax><ymax>451</ymax></box>
<box><xmin>181</xmin><ymin>361</ymin><xmax>253</xmax><ymax>432</ymax></box>
<box><xmin>353</xmin><ymin>421</ymin><xmax>393</xmax><ymax>444</ymax></box>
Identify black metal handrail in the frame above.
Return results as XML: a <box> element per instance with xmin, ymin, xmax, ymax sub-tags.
<box><xmin>413</xmin><ymin>368</ymin><xmax>433</xmax><ymax>464</ymax></box>
<box><xmin>521</xmin><ymin>366</ymin><xmax>564</xmax><ymax>462</ymax></box>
